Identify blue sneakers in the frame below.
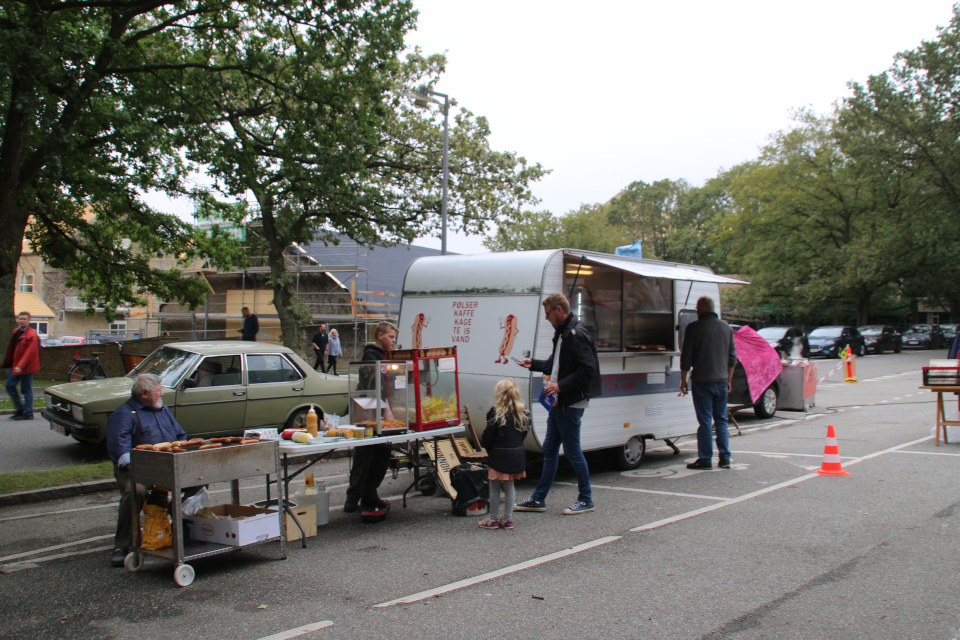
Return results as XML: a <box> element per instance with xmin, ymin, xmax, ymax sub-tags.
<box><xmin>562</xmin><ymin>500</ymin><xmax>595</xmax><ymax>515</ymax></box>
<box><xmin>514</xmin><ymin>497</ymin><xmax>546</xmax><ymax>512</ymax></box>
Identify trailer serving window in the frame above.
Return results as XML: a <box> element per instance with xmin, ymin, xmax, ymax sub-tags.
<box><xmin>564</xmin><ymin>258</ymin><xmax>675</xmax><ymax>352</ymax></box>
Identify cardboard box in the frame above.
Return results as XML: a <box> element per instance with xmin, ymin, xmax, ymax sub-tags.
<box><xmin>187</xmin><ymin>504</ymin><xmax>280</xmax><ymax>546</ymax></box>
<box><xmin>284</xmin><ymin>504</ymin><xmax>317</xmax><ymax>542</ymax></box>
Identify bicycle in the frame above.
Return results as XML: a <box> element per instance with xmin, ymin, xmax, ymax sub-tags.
<box><xmin>68</xmin><ymin>352</ymin><xmax>108</xmax><ymax>382</ymax></box>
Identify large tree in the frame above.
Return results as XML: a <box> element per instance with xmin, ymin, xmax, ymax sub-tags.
<box><xmin>841</xmin><ymin>5</ymin><xmax>960</xmax><ymax>318</ymax></box>
<box><xmin>185</xmin><ymin>46</ymin><xmax>546</xmax><ymax>349</ymax></box>
<box><xmin>0</xmin><ymin>1</ymin><xmax>334</xmax><ymax>348</ymax></box>
<box><xmin>723</xmin><ymin>111</ymin><xmax>910</xmax><ymax>325</ymax></box>
<box><xmin>484</xmin><ymin>203</ymin><xmax>631</xmax><ymax>254</ymax></box>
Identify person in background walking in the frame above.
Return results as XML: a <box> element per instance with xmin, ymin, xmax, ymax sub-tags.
<box><xmin>311</xmin><ymin>324</ymin><xmax>328</xmax><ymax>372</ymax></box>
<box><xmin>326</xmin><ymin>328</ymin><xmax>343</xmax><ymax>375</ymax></box>
<box><xmin>237</xmin><ymin>306</ymin><xmax>259</xmax><ymax>341</ymax></box>
<box><xmin>477</xmin><ymin>379</ymin><xmax>530</xmax><ymax>530</ymax></box>
<box><xmin>679</xmin><ymin>295</ymin><xmax>737</xmax><ymax>470</ymax></box>
<box><xmin>515</xmin><ymin>292</ymin><xmax>601</xmax><ymax>516</ymax></box>
<box><xmin>3</xmin><ymin>311</ymin><xmax>40</xmax><ymax>421</ymax></box>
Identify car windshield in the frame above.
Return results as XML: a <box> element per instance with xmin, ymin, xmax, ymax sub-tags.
<box><xmin>757</xmin><ymin>328</ymin><xmax>788</xmax><ymax>339</ymax></box>
<box><xmin>858</xmin><ymin>326</ymin><xmax>883</xmax><ymax>336</ymax></box>
<box><xmin>809</xmin><ymin>327</ymin><xmax>843</xmax><ymax>338</ymax></box>
<box><xmin>907</xmin><ymin>325</ymin><xmax>931</xmax><ymax>334</ymax></box>
<box><xmin>129</xmin><ymin>346</ymin><xmax>200</xmax><ymax>387</ymax></box>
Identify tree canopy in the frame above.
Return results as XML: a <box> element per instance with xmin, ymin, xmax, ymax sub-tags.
<box><xmin>0</xmin><ymin>0</ymin><xmax>546</xmax><ymax>351</ymax></box>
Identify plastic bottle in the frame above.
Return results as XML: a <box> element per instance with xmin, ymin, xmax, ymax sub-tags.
<box><xmin>306</xmin><ymin>405</ymin><xmax>318</xmax><ymax>437</ymax></box>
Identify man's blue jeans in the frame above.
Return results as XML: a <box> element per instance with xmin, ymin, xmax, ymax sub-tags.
<box><xmin>6</xmin><ymin>372</ymin><xmax>34</xmax><ymax>417</ymax></box>
<box><xmin>691</xmin><ymin>381</ymin><xmax>730</xmax><ymax>461</ymax></box>
<box><xmin>531</xmin><ymin>405</ymin><xmax>592</xmax><ymax>504</ymax></box>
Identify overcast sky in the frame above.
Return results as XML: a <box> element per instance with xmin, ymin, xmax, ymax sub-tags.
<box><xmin>406</xmin><ymin>0</ymin><xmax>958</xmax><ymax>254</ymax></box>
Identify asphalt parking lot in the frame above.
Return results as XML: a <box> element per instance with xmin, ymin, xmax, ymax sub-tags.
<box><xmin>0</xmin><ymin>349</ymin><xmax>958</xmax><ymax>639</ymax></box>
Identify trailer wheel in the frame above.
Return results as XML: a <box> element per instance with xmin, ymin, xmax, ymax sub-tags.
<box><xmin>613</xmin><ymin>436</ymin><xmax>646</xmax><ymax>470</ymax></box>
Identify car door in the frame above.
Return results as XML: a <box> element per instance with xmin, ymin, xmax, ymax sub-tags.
<box><xmin>243</xmin><ymin>353</ymin><xmax>305</xmax><ymax>428</ymax></box>
<box><xmin>173</xmin><ymin>355</ymin><xmax>246</xmax><ymax>437</ymax></box>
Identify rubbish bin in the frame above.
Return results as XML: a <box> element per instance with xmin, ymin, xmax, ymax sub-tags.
<box><xmin>779</xmin><ymin>362</ymin><xmax>816</xmax><ymax>411</ymax></box>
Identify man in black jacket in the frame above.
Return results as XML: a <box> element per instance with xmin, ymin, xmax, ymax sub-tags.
<box><xmin>343</xmin><ymin>321</ymin><xmax>396</xmax><ymax>515</ymax></box>
<box><xmin>679</xmin><ymin>296</ymin><xmax>737</xmax><ymax>470</ymax></box>
<box><xmin>515</xmin><ymin>292</ymin><xmax>601</xmax><ymax>515</ymax></box>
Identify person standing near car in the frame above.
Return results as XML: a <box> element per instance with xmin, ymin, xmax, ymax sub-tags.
<box><xmin>310</xmin><ymin>324</ymin><xmax>328</xmax><ymax>372</ymax></box>
<box><xmin>680</xmin><ymin>296</ymin><xmax>737</xmax><ymax>470</ymax></box>
<box><xmin>515</xmin><ymin>292</ymin><xmax>602</xmax><ymax>516</ymax></box>
<box><xmin>3</xmin><ymin>311</ymin><xmax>40</xmax><ymax>421</ymax></box>
<box><xmin>326</xmin><ymin>328</ymin><xmax>343</xmax><ymax>375</ymax></box>
<box><xmin>238</xmin><ymin>306</ymin><xmax>259</xmax><ymax>341</ymax></box>
<box><xmin>105</xmin><ymin>373</ymin><xmax>187</xmax><ymax>567</ymax></box>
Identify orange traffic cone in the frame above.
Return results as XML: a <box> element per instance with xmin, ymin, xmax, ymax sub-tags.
<box><xmin>816</xmin><ymin>424</ymin><xmax>851</xmax><ymax>476</ymax></box>
<box><xmin>843</xmin><ymin>348</ymin><xmax>858</xmax><ymax>383</ymax></box>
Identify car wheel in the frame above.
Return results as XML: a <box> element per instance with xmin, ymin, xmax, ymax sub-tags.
<box><xmin>855</xmin><ymin>343</ymin><xmax>863</xmax><ymax>357</ymax></box>
<box><xmin>285</xmin><ymin>407</ymin><xmax>311</xmax><ymax>431</ymax></box>
<box><xmin>612</xmin><ymin>436</ymin><xmax>646</xmax><ymax>470</ymax></box>
<box><xmin>895</xmin><ymin>341</ymin><xmax>902</xmax><ymax>353</ymax></box>
<box><xmin>753</xmin><ymin>386</ymin><xmax>778</xmax><ymax>419</ymax></box>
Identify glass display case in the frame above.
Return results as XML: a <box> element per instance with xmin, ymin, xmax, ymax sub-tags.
<box><xmin>385</xmin><ymin>347</ymin><xmax>461</xmax><ymax>432</ymax></box>
<box><xmin>347</xmin><ymin>359</ymin><xmax>410</xmax><ymax>434</ymax></box>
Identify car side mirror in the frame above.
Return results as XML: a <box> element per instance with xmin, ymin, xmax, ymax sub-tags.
<box><xmin>181</xmin><ymin>379</ymin><xmax>197</xmax><ymax>390</ymax></box>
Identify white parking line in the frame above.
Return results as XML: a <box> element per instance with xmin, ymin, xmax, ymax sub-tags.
<box><xmin>894</xmin><ymin>450</ymin><xmax>960</xmax><ymax>457</ymax></box>
<box><xmin>374</xmin><ymin>536</ymin><xmax>622</xmax><ymax>607</ymax></box>
<box><xmin>0</xmin><ymin>534</ymin><xmax>113</xmax><ymax>563</ymax></box>
<box><xmin>732</xmin><ymin>450</ymin><xmax>853</xmax><ymax>459</ymax></box>
<box><xmin>256</xmin><ymin>621</ymin><xmax>334</xmax><ymax>640</ymax></box>
<box><xmin>630</xmin><ymin>434</ymin><xmax>933</xmax><ymax>533</ymax></box>
<box><xmin>555</xmin><ymin>481</ymin><xmax>726</xmax><ymax>501</ymax></box>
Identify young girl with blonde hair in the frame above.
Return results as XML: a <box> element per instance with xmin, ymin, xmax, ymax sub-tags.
<box><xmin>478</xmin><ymin>379</ymin><xmax>530</xmax><ymax>530</ymax></box>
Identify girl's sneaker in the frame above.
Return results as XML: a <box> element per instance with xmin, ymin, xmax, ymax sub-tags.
<box><xmin>499</xmin><ymin>517</ymin><xmax>514</xmax><ymax>530</ymax></box>
<box><xmin>478</xmin><ymin>515</ymin><xmax>500</xmax><ymax>529</ymax></box>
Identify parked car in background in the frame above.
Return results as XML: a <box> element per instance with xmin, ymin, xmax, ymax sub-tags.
<box><xmin>942</xmin><ymin>324</ymin><xmax>958</xmax><ymax>344</ymax></box>
<box><xmin>901</xmin><ymin>324</ymin><xmax>946</xmax><ymax>350</ymax></box>
<box><xmin>41</xmin><ymin>341</ymin><xmax>350</xmax><ymax>444</ymax></box>
<box><xmin>60</xmin><ymin>336</ymin><xmax>101</xmax><ymax>345</ymax></box>
<box><xmin>756</xmin><ymin>326</ymin><xmax>809</xmax><ymax>359</ymax></box>
<box><xmin>857</xmin><ymin>325</ymin><xmax>902</xmax><ymax>354</ymax></box>
<box><xmin>807</xmin><ymin>326</ymin><xmax>865</xmax><ymax>358</ymax></box>
<box><xmin>39</xmin><ymin>337</ymin><xmax>64</xmax><ymax>348</ymax></box>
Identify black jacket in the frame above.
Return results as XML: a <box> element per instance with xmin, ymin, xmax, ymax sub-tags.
<box><xmin>480</xmin><ymin>408</ymin><xmax>529</xmax><ymax>475</ymax></box>
<box><xmin>358</xmin><ymin>344</ymin><xmax>387</xmax><ymax>395</ymax></box>
<box><xmin>530</xmin><ymin>313</ymin><xmax>602</xmax><ymax>408</ymax></box>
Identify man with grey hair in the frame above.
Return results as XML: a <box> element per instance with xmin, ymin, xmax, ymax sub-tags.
<box><xmin>679</xmin><ymin>296</ymin><xmax>737</xmax><ymax>470</ymax></box>
<box><xmin>105</xmin><ymin>373</ymin><xmax>186</xmax><ymax>567</ymax></box>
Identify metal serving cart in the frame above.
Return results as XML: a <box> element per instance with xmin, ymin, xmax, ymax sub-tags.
<box><xmin>125</xmin><ymin>441</ymin><xmax>286</xmax><ymax>586</ymax></box>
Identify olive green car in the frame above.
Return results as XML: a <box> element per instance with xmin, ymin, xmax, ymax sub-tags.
<box><xmin>42</xmin><ymin>341</ymin><xmax>351</xmax><ymax>443</ymax></box>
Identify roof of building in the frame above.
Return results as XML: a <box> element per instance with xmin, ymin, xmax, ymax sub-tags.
<box><xmin>295</xmin><ymin>233</ymin><xmax>451</xmax><ymax>304</ymax></box>
<box><xmin>14</xmin><ymin>292</ymin><xmax>55</xmax><ymax>318</ymax></box>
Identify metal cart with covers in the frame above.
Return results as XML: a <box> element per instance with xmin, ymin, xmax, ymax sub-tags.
<box><xmin>125</xmin><ymin>441</ymin><xmax>286</xmax><ymax>586</ymax></box>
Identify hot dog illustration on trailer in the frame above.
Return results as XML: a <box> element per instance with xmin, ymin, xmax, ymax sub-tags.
<box><xmin>411</xmin><ymin>313</ymin><xmax>429</xmax><ymax>349</ymax></box>
<box><xmin>495</xmin><ymin>314</ymin><xmax>519</xmax><ymax>363</ymax></box>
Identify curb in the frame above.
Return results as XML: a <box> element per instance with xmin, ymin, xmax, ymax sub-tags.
<box><xmin>0</xmin><ymin>479</ymin><xmax>117</xmax><ymax>507</ymax></box>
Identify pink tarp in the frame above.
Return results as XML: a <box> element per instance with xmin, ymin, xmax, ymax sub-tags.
<box><xmin>733</xmin><ymin>327</ymin><xmax>783</xmax><ymax>404</ymax></box>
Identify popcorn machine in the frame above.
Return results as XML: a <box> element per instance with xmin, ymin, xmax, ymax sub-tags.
<box><xmin>385</xmin><ymin>347</ymin><xmax>461</xmax><ymax>431</ymax></box>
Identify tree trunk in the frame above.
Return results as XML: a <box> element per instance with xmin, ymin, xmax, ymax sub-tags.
<box><xmin>269</xmin><ymin>249</ymin><xmax>301</xmax><ymax>352</ymax></box>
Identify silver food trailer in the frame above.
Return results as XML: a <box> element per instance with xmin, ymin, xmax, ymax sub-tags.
<box><xmin>397</xmin><ymin>249</ymin><xmax>746</xmax><ymax>469</ymax></box>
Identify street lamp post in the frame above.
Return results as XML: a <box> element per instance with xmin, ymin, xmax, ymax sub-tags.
<box><xmin>414</xmin><ymin>85</ymin><xmax>450</xmax><ymax>255</ymax></box>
